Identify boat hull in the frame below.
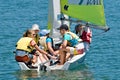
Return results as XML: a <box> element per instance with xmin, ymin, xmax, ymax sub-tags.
<box><xmin>17</xmin><ymin>52</ymin><xmax>86</xmax><ymax>71</ymax></box>
<box><xmin>46</xmin><ymin>52</ymin><xmax>86</xmax><ymax>71</ymax></box>
<box><xmin>17</xmin><ymin>42</ymin><xmax>86</xmax><ymax>71</ymax></box>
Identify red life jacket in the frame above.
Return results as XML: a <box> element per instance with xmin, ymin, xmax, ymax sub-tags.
<box><xmin>81</xmin><ymin>28</ymin><xmax>92</xmax><ymax>44</ymax></box>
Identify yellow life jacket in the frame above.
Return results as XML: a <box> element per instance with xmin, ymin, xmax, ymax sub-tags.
<box><xmin>66</xmin><ymin>31</ymin><xmax>82</xmax><ymax>42</ymax></box>
<box><xmin>16</xmin><ymin>37</ymin><xmax>33</xmax><ymax>52</ymax></box>
<box><xmin>39</xmin><ymin>36</ymin><xmax>48</xmax><ymax>51</ymax></box>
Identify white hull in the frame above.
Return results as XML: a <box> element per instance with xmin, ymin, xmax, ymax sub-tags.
<box><xmin>17</xmin><ymin>42</ymin><xmax>86</xmax><ymax>71</ymax></box>
<box><xmin>17</xmin><ymin>52</ymin><xmax>86</xmax><ymax>71</ymax></box>
<box><xmin>46</xmin><ymin>52</ymin><xmax>86</xmax><ymax>71</ymax></box>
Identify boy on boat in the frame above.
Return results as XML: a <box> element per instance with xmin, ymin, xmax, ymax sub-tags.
<box><xmin>58</xmin><ymin>24</ymin><xmax>84</xmax><ymax>65</ymax></box>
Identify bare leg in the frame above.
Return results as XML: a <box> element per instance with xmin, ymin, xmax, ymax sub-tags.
<box><xmin>66</xmin><ymin>53</ymin><xmax>71</xmax><ymax>61</ymax></box>
<box><xmin>32</xmin><ymin>55</ymin><xmax>37</xmax><ymax>64</ymax></box>
<box><xmin>58</xmin><ymin>47</ymin><xmax>72</xmax><ymax>65</ymax></box>
<box><xmin>59</xmin><ymin>49</ymin><xmax>66</xmax><ymax>65</ymax></box>
<box><xmin>38</xmin><ymin>53</ymin><xmax>50</xmax><ymax>66</ymax></box>
<box><xmin>65</xmin><ymin>47</ymin><xmax>72</xmax><ymax>61</ymax></box>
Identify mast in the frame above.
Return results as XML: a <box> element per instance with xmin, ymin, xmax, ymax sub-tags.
<box><xmin>48</xmin><ymin>0</ymin><xmax>61</xmax><ymax>39</ymax></box>
<box><xmin>48</xmin><ymin>0</ymin><xmax>70</xmax><ymax>40</ymax></box>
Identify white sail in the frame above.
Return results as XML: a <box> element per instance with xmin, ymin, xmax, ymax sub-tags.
<box><xmin>48</xmin><ymin>0</ymin><xmax>70</xmax><ymax>44</ymax></box>
<box><xmin>48</xmin><ymin>0</ymin><xmax>61</xmax><ymax>39</ymax></box>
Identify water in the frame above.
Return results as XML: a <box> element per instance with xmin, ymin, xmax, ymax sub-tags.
<box><xmin>0</xmin><ymin>0</ymin><xmax>120</xmax><ymax>80</ymax></box>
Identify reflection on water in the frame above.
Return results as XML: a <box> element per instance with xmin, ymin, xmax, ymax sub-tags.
<box><xmin>15</xmin><ymin>70</ymin><xmax>40</xmax><ymax>79</ymax></box>
<box><xmin>14</xmin><ymin>64</ymin><xmax>94</xmax><ymax>80</ymax></box>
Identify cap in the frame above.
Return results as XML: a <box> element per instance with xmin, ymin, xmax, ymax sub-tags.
<box><xmin>40</xmin><ymin>29</ymin><xmax>50</xmax><ymax>36</ymax></box>
<box><xmin>57</xmin><ymin>24</ymin><xmax>69</xmax><ymax>30</ymax></box>
<box><xmin>31</xmin><ymin>24</ymin><xmax>40</xmax><ymax>31</ymax></box>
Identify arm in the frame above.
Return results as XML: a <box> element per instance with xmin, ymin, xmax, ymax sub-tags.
<box><xmin>61</xmin><ymin>40</ymin><xmax>67</xmax><ymax>48</ymax></box>
<box><xmin>60</xmin><ymin>33</ymin><xmax>71</xmax><ymax>48</ymax></box>
<box><xmin>30</xmin><ymin>40</ymin><xmax>53</xmax><ymax>58</ymax></box>
<box><xmin>34</xmin><ymin>44</ymin><xmax>48</xmax><ymax>55</ymax></box>
<box><xmin>46</xmin><ymin>38</ymin><xmax>55</xmax><ymax>54</ymax></box>
<box><xmin>34</xmin><ymin>44</ymin><xmax>56</xmax><ymax>59</ymax></box>
<box><xmin>47</xmin><ymin>42</ymin><xmax>55</xmax><ymax>54</ymax></box>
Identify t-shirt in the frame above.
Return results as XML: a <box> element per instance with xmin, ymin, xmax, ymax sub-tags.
<box><xmin>63</xmin><ymin>33</ymin><xmax>79</xmax><ymax>47</ymax></box>
<box><xmin>46</xmin><ymin>37</ymin><xmax>54</xmax><ymax>50</ymax></box>
<box><xmin>63</xmin><ymin>33</ymin><xmax>72</xmax><ymax>41</ymax></box>
<box><xmin>46</xmin><ymin>37</ymin><xmax>52</xmax><ymax>44</ymax></box>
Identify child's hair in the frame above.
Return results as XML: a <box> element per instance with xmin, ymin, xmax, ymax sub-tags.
<box><xmin>75</xmin><ymin>24</ymin><xmax>82</xmax><ymax>34</ymax></box>
<box><xmin>23</xmin><ymin>29</ymin><xmax>32</xmax><ymax>37</ymax></box>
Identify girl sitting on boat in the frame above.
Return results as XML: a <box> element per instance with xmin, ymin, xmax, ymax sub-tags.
<box><xmin>75</xmin><ymin>24</ymin><xmax>92</xmax><ymax>51</ymax></box>
<box><xmin>39</xmin><ymin>29</ymin><xmax>59</xmax><ymax>56</ymax></box>
<box><xmin>15</xmin><ymin>29</ymin><xmax>55</xmax><ymax>67</ymax></box>
<box><xmin>58</xmin><ymin>24</ymin><xmax>84</xmax><ymax>65</ymax></box>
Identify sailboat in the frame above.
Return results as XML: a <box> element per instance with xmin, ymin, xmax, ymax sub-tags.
<box><xmin>17</xmin><ymin>0</ymin><xmax>109</xmax><ymax>71</ymax></box>
<box><xmin>46</xmin><ymin>0</ymin><xmax>109</xmax><ymax>70</ymax></box>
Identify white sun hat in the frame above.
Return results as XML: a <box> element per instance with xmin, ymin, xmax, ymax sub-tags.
<box><xmin>40</xmin><ymin>29</ymin><xmax>50</xmax><ymax>36</ymax></box>
<box><xmin>31</xmin><ymin>24</ymin><xmax>40</xmax><ymax>31</ymax></box>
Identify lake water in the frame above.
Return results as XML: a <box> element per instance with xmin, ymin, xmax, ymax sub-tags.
<box><xmin>0</xmin><ymin>0</ymin><xmax>120</xmax><ymax>80</ymax></box>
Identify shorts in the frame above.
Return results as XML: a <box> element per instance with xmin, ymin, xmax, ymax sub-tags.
<box><xmin>16</xmin><ymin>50</ymin><xmax>33</xmax><ymax>59</ymax></box>
<box><xmin>69</xmin><ymin>42</ymin><xmax>85</xmax><ymax>55</ymax></box>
